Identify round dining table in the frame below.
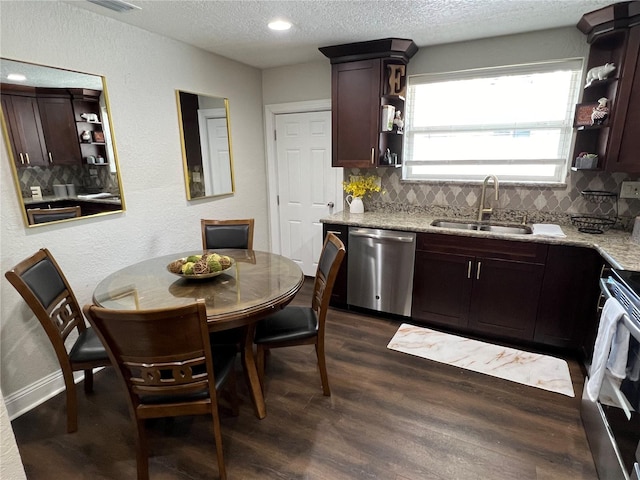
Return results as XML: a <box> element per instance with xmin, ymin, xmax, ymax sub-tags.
<box><xmin>92</xmin><ymin>249</ymin><xmax>305</xmax><ymax>419</ymax></box>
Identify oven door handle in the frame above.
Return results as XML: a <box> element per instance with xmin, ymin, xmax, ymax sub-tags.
<box><xmin>602</xmin><ymin>277</ymin><xmax>640</xmax><ymax>340</ymax></box>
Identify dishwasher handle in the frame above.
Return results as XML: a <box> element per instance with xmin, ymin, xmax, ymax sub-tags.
<box><xmin>350</xmin><ymin>230</ymin><xmax>415</xmax><ymax>243</ymax></box>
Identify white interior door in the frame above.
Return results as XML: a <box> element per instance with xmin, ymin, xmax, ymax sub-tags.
<box><xmin>275</xmin><ymin>110</ymin><xmax>341</xmax><ymax>276</ymax></box>
<box><xmin>198</xmin><ymin>108</ymin><xmax>231</xmax><ymax>195</ymax></box>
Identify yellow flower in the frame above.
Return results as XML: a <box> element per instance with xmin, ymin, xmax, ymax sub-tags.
<box><xmin>342</xmin><ymin>175</ymin><xmax>382</xmax><ymax>198</ymax></box>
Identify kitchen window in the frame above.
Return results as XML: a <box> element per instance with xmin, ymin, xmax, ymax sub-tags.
<box><xmin>403</xmin><ymin>59</ymin><xmax>583</xmax><ymax>183</ymax></box>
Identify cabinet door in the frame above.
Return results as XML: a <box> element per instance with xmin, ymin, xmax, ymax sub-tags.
<box><xmin>412</xmin><ymin>250</ymin><xmax>473</xmax><ymax>329</ymax></box>
<box><xmin>38</xmin><ymin>97</ymin><xmax>82</xmax><ymax>165</ymax></box>
<box><xmin>467</xmin><ymin>257</ymin><xmax>544</xmax><ymax>341</ymax></box>
<box><xmin>322</xmin><ymin>223</ymin><xmax>349</xmax><ymax>307</ymax></box>
<box><xmin>534</xmin><ymin>245</ymin><xmax>601</xmax><ymax>353</ymax></box>
<box><xmin>2</xmin><ymin>95</ymin><xmax>48</xmax><ymax>167</ymax></box>
<box><xmin>607</xmin><ymin>26</ymin><xmax>640</xmax><ymax>173</ymax></box>
<box><xmin>331</xmin><ymin>59</ymin><xmax>381</xmax><ymax>168</ymax></box>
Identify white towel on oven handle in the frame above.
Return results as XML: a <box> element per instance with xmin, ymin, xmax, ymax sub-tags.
<box><xmin>587</xmin><ymin>297</ymin><xmax>630</xmax><ymax>401</ymax></box>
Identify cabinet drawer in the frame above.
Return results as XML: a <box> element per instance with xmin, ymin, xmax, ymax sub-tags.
<box><xmin>416</xmin><ymin>232</ymin><xmax>547</xmax><ymax>263</ymax></box>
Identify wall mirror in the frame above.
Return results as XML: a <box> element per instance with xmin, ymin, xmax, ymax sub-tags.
<box><xmin>176</xmin><ymin>90</ymin><xmax>234</xmax><ymax>200</ymax></box>
<box><xmin>0</xmin><ymin>58</ymin><xmax>125</xmax><ymax>227</ymax></box>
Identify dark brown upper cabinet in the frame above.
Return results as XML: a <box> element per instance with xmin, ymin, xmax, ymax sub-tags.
<box><xmin>573</xmin><ymin>1</ymin><xmax>640</xmax><ymax>174</ymax></box>
<box><xmin>320</xmin><ymin>38</ymin><xmax>418</xmax><ymax>168</ymax></box>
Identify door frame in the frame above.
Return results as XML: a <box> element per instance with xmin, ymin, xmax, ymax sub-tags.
<box><xmin>264</xmin><ymin>99</ymin><xmax>332</xmax><ymax>254</ymax></box>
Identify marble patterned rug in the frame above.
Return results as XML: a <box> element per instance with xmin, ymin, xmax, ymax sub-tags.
<box><xmin>387</xmin><ymin>323</ymin><xmax>575</xmax><ymax>397</ymax></box>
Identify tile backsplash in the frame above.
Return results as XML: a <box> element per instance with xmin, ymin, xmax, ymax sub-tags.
<box><xmin>346</xmin><ymin>168</ymin><xmax>640</xmax><ymax>231</ymax></box>
<box><xmin>16</xmin><ymin>165</ymin><xmax>120</xmax><ymax>197</ymax></box>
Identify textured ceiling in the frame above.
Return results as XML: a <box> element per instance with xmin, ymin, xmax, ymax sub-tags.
<box><xmin>64</xmin><ymin>0</ymin><xmax>614</xmax><ymax>69</ymax></box>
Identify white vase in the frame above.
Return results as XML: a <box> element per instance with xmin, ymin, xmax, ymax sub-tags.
<box><xmin>346</xmin><ymin>195</ymin><xmax>364</xmax><ymax>214</ymax></box>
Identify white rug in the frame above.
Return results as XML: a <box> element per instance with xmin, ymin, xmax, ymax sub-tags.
<box><xmin>387</xmin><ymin>323</ymin><xmax>575</xmax><ymax>397</ymax></box>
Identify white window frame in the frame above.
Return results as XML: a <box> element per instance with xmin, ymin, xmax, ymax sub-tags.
<box><xmin>403</xmin><ymin>59</ymin><xmax>584</xmax><ymax>184</ymax></box>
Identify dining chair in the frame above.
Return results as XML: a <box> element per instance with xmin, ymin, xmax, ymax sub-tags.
<box><xmin>254</xmin><ymin>232</ymin><xmax>346</xmax><ymax>396</ymax></box>
<box><xmin>27</xmin><ymin>206</ymin><xmax>81</xmax><ymax>225</ymax></box>
<box><xmin>83</xmin><ymin>300</ymin><xmax>237</xmax><ymax>480</ymax></box>
<box><xmin>4</xmin><ymin>248</ymin><xmax>110</xmax><ymax>433</ymax></box>
<box><xmin>201</xmin><ymin>218</ymin><xmax>254</xmax><ymax>250</ymax></box>
<box><xmin>202</xmin><ymin>218</ymin><xmax>255</xmax><ymax>348</ymax></box>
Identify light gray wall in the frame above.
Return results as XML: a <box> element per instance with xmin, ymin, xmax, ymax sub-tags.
<box><xmin>0</xmin><ymin>1</ymin><xmax>267</xmax><ymax>407</ymax></box>
<box><xmin>262</xmin><ymin>61</ymin><xmax>331</xmax><ymax>105</ymax></box>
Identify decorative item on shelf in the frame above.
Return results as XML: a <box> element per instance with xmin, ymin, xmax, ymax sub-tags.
<box><xmin>574</xmin><ymin>103</ymin><xmax>600</xmax><ymax>127</ymax></box>
<box><xmin>590</xmin><ymin>97</ymin><xmax>609</xmax><ymax>125</ymax></box>
<box><xmin>86</xmin><ymin>155</ymin><xmax>96</xmax><ymax>164</ymax></box>
<box><xmin>381</xmin><ymin>148</ymin><xmax>393</xmax><ymax>165</ymax></box>
<box><xmin>575</xmin><ymin>152</ymin><xmax>598</xmax><ymax>169</ymax></box>
<box><xmin>381</xmin><ymin>105</ymin><xmax>395</xmax><ymax>132</ymax></box>
<box><xmin>584</xmin><ymin>62</ymin><xmax>615</xmax><ymax>88</ymax></box>
<box><xmin>393</xmin><ymin>110</ymin><xmax>404</xmax><ymax>133</ymax></box>
<box><xmin>92</xmin><ymin>131</ymin><xmax>105</xmax><ymax>143</ymax></box>
<box><xmin>343</xmin><ymin>174</ymin><xmax>382</xmax><ymax>214</ymax></box>
<box><xmin>80</xmin><ymin>130</ymin><xmax>92</xmax><ymax>143</ymax></box>
<box><xmin>95</xmin><ymin>154</ymin><xmax>105</xmax><ymax>164</ymax></box>
<box><xmin>80</xmin><ymin>112</ymin><xmax>99</xmax><ymax>123</ymax></box>
<box><xmin>387</xmin><ymin>64</ymin><xmax>406</xmax><ymax>96</ymax></box>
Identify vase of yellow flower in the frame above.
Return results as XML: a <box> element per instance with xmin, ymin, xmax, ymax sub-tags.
<box><xmin>342</xmin><ymin>175</ymin><xmax>381</xmax><ymax>214</ymax></box>
<box><xmin>345</xmin><ymin>195</ymin><xmax>364</xmax><ymax>213</ymax></box>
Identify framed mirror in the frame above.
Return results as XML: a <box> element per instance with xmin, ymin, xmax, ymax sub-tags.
<box><xmin>0</xmin><ymin>58</ymin><xmax>125</xmax><ymax>227</ymax></box>
<box><xmin>176</xmin><ymin>90</ymin><xmax>234</xmax><ymax>200</ymax></box>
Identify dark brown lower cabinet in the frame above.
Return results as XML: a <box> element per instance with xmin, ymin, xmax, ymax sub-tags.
<box><xmin>323</xmin><ymin>223</ymin><xmax>349</xmax><ymax>307</ymax></box>
<box><xmin>534</xmin><ymin>245</ymin><xmax>602</xmax><ymax>354</ymax></box>
<box><xmin>412</xmin><ymin>233</ymin><xmax>547</xmax><ymax>342</ymax></box>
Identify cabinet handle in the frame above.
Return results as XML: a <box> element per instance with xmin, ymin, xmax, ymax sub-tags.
<box><xmin>48</xmin><ymin>152</ymin><xmax>53</xmax><ymax>164</ymax></box>
<box><xmin>25</xmin><ymin>153</ymin><xmax>30</xmax><ymax>165</ymax></box>
<box><xmin>370</xmin><ymin>147</ymin><xmax>375</xmax><ymax>165</ymax></box>
<box><xmin>476</xmin><ymin>261</ymin><xmax>482</xmax><ymax>280</ymax></box>
<box><xmin>19</xmin><ymin>153</ymin><xmax>24</xmax><ymax>164</ymax></box>
<box><xmin>467</xmin><ymin>261</ymin><xmax>472</xmax><ymax>279</ymax></box>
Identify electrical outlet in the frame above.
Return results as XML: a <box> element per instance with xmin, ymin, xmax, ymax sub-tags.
<box><xmin>620</xmin><ymin>181</ymin><xmax>640</xmax><ymax>199</ymax></box>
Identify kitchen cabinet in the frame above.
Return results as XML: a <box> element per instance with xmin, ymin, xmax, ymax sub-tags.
<box><xmin>319</xmin><ymin>38</ymin><xmax>417</xmax><ymax>168</ymax></box>
<box><xmin>1</xmin><ymin>93</ymin><xmax>48</xmax><ymax>167</ymax></box>
<box><xmin>37</xmin><ymin>96</ymin><xmax>82</xmax><ymax>165</ymax></box>
<box><xmin>573</xmin><ymin>2</ymin><xmax>640</xmax><ymax>173</ymax></box>
<box><xmin>535</xmin><ymin>245</ymin><xmax>602</xmax><ymax>353</ymax></box>
<box><xmin>412</xmin><ymin>233</ymin><xmax>547</xmax><ymax>342</ymax></box>
<box><xmin>323</xmin><ymin>223</ymin><xmax>349</xmax><ymax>307</ymax></box>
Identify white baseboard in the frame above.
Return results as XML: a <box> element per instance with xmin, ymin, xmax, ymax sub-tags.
<box><xmin>4</xmin><ymin>368</ymin><xmax>103</xmax><ymax>421</ymax></box>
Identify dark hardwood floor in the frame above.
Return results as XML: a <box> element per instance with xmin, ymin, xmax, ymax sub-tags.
<box><xmin>11</xmin><ymin>278</ymin><xmax>597</xmax><ymax>479</ymax></box>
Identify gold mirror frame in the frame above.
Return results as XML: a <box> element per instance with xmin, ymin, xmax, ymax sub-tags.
<box><xmin>0</xmin><ymin>58</ymin><xmax>125</xmax><ymax>227</ymax></box>
<box><xmin>176</xmin><ymin>90</ymin><xmax>235</xmax><ymax>200</ymax></box>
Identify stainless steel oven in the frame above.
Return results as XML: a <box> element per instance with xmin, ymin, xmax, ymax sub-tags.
<box><xmin>582</xmin><ymin>269</ymin><xmax>640</xmax><ymax>480</ymax></box>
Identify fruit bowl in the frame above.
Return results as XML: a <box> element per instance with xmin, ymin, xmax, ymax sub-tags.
<box><xmin>166</xmin><ymin>253</ymin><xmax>235</xmax><ymax>280</ymax></box>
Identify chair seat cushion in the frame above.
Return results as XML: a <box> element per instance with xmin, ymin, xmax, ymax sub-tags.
<box><xmin>69</xmin><ymin>327</ymin><xmax>109</xmax><ymax>364</ymax></box>
<box><xmin>254</xmin><ymin>306</ymin><xmax>318</xmax><ymax>344</ymax></box>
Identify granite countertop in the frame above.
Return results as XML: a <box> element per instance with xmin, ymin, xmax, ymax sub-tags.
<box><xmin>23</xmin><ymin>194</ymin><xmax>122</xmax><ymax>206</ymax></box>
<box><xmin>321</xmin><ymin>211</ymin><xmax>640</xmax><ymax>271</ymax></box>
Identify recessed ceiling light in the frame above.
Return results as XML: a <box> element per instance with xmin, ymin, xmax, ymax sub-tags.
<box><xmin>7</xmin><ymin>73</ymin><xmax>26</xmax><ymax>82</ymax></box>
<box><xmin>268</xmin><ymin>19</ymin><xmax>292</xmax><ymax>31</ymax></box>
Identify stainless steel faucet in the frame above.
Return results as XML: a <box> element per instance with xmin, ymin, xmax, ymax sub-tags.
<box><xmin>477</xmin><ymin>175</ymin><xmax>499</xmax><ymax>221</ymax></box>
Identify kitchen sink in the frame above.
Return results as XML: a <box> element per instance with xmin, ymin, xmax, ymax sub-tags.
<box><xmin>430</xmin><ymin>219</ymin><xmax>532</xmax><ymax>235</ymax></box>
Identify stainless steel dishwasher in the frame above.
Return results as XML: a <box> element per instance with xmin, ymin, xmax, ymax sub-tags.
<box><xmin>347</xmin><ymin>227</ymin><xmax>416</xmax><ymax>316</ymax></box>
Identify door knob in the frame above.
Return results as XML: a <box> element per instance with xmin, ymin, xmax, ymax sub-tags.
<box><xmin>327</xmin><ymin>202</ymin><xmax>334</xmax><ymax>208</ymax></box>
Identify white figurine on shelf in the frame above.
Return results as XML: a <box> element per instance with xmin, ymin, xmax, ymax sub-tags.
<box><xmin>584</xmin><ymin>63</ymin><xmax>615</xmax><ymax>88</ymax></box>
<box><xmin>590</xmin><ymin>97</ymin><xmax>609</xmax><ymax>125</ymax></box>
<box><xmin>393</xmin><ymin>111</ymin><xmax>404</xmax><ymax>133</ymax></box>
